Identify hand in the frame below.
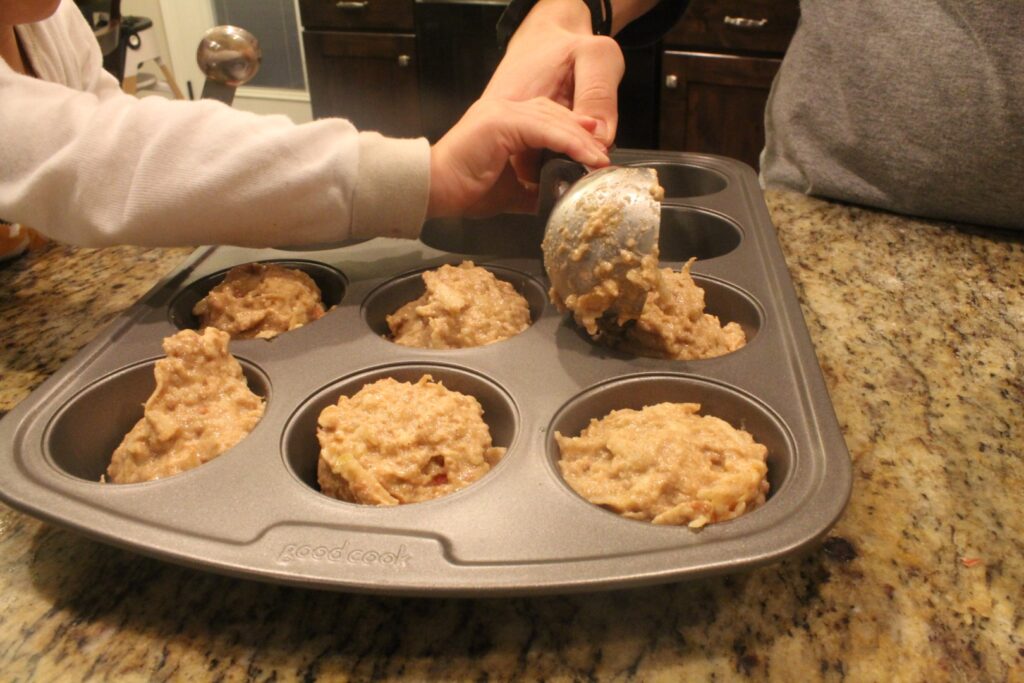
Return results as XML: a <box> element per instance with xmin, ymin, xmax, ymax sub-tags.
<box><xmin>427</xmin><ymin>97</ymin><xmax>609</xmax><ymax>218</ymax></box>
<box><xmin>482</xmin><ymin>0</ymin><xmax>624</xmax><ymax>184</ymax></box>
<box><xmin>485</xmin><ymin>0</ymin><xmax>624</xmax><ymax>145</ymax></box>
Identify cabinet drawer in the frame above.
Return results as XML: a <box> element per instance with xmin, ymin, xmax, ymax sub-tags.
<box><xmin>299</xmin><ymin>0</ymin><xmax>414</xmax><ymax>31</ymax></box>
<box><xmin>665</xmin><ymin>0</ymin><xmax>799</xmax><ymax>54</ymax></box>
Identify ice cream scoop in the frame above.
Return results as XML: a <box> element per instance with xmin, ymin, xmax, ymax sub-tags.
<box><xmin>541</xmin><ymin>164</ymin><xmax>663</xmax><ymax>335</ymax></box>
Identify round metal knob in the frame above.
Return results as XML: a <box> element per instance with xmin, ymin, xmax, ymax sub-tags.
<box><xmin>665</xmin><ymin>74</ymin><xmax>678</xmax><ymax>89</ymax></box>
<box><xmin>196</xmin><ymin>25</ymin><xmax>262</xmax><ymax>87</ymax></box>
<box><xmin>397</xmin><ymin>54</ymin><xmax>411</xmax><ymax>68</ymax></box>
<box><xmin>723</xmin><ymin>15</ymin><xmax>768</xmax><ymax>29</ymax></box>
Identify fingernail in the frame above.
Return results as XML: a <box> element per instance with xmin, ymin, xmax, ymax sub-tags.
<box><xmin>594</xmin><ymin>120</ymin><xmax>608</xmax><ymax>143</ymax></box>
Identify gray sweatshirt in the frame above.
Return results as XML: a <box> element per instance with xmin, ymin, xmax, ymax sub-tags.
<box><xmin>760</xmin><ymin>1</ymin><xmax>1023</xmax><ymax>230</ymax></box>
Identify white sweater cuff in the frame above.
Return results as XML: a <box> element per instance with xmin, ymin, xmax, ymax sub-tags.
<box><xmin>351</xmin><ymin>133</ymin><xmax>430</xmax><ymax>240</ymax></box>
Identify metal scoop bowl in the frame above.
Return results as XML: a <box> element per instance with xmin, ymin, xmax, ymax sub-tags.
<box><xmin>541</xmin><ymin>164</ymin><xmax>662</xmax><ymax>335</ymax></box>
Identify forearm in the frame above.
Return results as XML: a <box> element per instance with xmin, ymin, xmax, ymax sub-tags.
<box><xmin>520</xmin><ymin>0</ymin><xmax>592</xmax><ymax>34</ymax></box>
<box><xmin>0</xmin><ymin>73</ymin><xmax>429</xmax><ymax>247</ymax></box>
<box><xmin>509</xmin><ymin>0</ymin><xmax>664</xmax><ymax>38</ymax></box>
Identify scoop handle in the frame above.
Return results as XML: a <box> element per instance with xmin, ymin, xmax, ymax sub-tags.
<box><xmin>537</xmin><ymin>154</ymin><xmax>588</xmax><ymax>217</ymax></box>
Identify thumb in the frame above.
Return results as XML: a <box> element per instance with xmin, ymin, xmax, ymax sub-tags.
<box><xmin>572</xmin><ymin>37</ymin><xmax>626</xmax><ymax>146</ymax></box>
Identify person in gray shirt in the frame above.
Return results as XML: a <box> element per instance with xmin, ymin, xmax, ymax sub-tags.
<box><xmin>490</xmin><ymin>0</ymin><xmax>1023</xmax><ymax>230</ymax></box>
<box><xmin>760</xmin><ymin>1</ymin><xmax>1023</xmax><ymax>230</ymax></box>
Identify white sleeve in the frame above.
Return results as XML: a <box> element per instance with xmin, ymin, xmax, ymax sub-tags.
<box><xmin>0</xmin><ymin>56</ymin><xmax>429</xmax><ymax>247</ymax></box>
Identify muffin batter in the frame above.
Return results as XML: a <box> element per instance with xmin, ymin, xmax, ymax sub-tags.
<box><xmin>193</xmin><ymin>262</ymin><xmax>325</xmax><ymax>340</ymax></box>
<box><xmin>618</xmin><ymin>259</ymin><xmax>746</xmax><ymax>360</ymax></box>
<box><xmin>106</xmin><ymin>328</ymin><xmax>265</xmax><ymax>484</ymax></box>
<box><xmin>556</xmin><ymin>402</ymin><xmax>769</xmax><ymax>527</ymax></box>
<box><xmin>317</xmin><ymin>375</ymin><xmax>504</xmax><ymax>505</ymax></box>
<box><xmin>543</xmin><ymin>180</ymin><xmax>744</xmax><ymax>359</ymax></box>
<box><xmin>386</xmin><ymin>261</ymin><xmax>530</xmax><ymax>349</ymax></box>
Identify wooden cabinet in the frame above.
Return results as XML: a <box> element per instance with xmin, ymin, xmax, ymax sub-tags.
<box><xmin>658</xmin><ymin>0</ymin><xmax>799</xmax><ymax>169</ymax></box>
<box><xmin>658</xmin><ymin>51</ymin><xmax>780</xmax><ymax>169</ymax></box>
<box><xmin>303</xmin><ymin>30</ymin><xmax>420</xmax><ymax>137</ymax></box>
<box><xmin>413</xmin><ymin>1</ymin><xmax>505</xmax><ymax>143</ymax></box>
<box><xmin>298</xmin><ymin>0</ymin><xmax>799</xmax><ymax>163</ymax></box>
<box><xmin>300</xmin><ymin>1</ymin><xmax>421</xmax><ymax>138</ymax></box>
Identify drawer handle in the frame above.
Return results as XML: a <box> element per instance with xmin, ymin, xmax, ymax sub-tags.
<box><xmin>335</xmin><ymin>1</ymin><xmax>369</xmax><ymax>9</ymax></box>
<box><xmin>723</xmin><ymin>15</ymin><xmax>768</xmax><ymax>29</ymax></box>
<box><xmin>397</xmin><ymin>54</ymin><xmax>411</xmax><ymax>67</ymax></box>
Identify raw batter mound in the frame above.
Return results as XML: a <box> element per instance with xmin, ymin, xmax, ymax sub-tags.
<box><xmin>556</xmin><ymin>402</ymin><xmax>768</xmax><ymax>527</ymax></box>
<box><xmin>193</xmin><ymin>262</ymin><xmax>325</xmax><ymax>340</ymax></box>
<box><xmin>386</xmin><ymin>261</ymin><xmax>530</xmax><ymax>349</ymax></box>
<box><xmin>317</xmin><ymin>375</ymin><xmax>504</xmax><ymax>505</ymax></box>
<box><xmin>618</xmin><ymin>258</ymin><xmax>746</xmax><ymax>360</ymax></box>
<box><xmin>106</xmin><ymin>328</ymin><xmax>265</xmax><ymax>484</ymax></box>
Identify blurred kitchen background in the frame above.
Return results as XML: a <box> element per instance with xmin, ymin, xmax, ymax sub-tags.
<box><xmin>97</xmin><ymin>0</ymin><xmax>798</xmax><ymax>171</ymax></box>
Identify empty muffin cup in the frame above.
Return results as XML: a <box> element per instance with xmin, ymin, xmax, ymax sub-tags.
<box><xmin>626</xmin><ymin>161</ymin><xmax>728</xmax><ymax>199</ymax></box>
<box><xmin>419</xmin><ymin>213</ymin><xmax>545</xmax><ymax>258</ymax></box>
<box><xmin>658</xmin><ymin>206</ymin><xmax>742</xmax><ymax>262</ymax></box>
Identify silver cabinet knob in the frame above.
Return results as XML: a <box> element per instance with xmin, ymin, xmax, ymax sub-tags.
<box><xmin>723</xmin><ymin>16</ymin><xmax>768</xmax><ymax>29</ymax></box>
<box><xmin>397</xmin><ymin>54</ymin><xmax>411</xmax><ymax>67</ymax></box>
<box><xmin>197</xmin><ymin>25</ymin><xmax>261</xmax><ymax>105</ymax></box>
<box><xmin>197</xmin><ymin>25</ymin><xmax>261</xmax><ymax>87</ymax></box>
<box><xmin>665</xmin><ymin>74</ymin><xmax>678</xmax><ymax>89</ymax></box>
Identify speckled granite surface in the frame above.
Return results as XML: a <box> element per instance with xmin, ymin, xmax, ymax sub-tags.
<box><xmin>0</xmin><ymin>192</ymin><xmax>1020</xmax><ymax>681</ymax></box>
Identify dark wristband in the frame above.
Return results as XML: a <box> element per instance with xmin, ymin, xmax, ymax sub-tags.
<box><xmin>586</xmin><ymin>0</ymin><xmax>614</xmax><ymax>36</ymax></box>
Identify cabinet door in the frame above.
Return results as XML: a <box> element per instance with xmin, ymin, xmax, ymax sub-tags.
<box><xmin>302</xmin><ymin>30</ymin><xmax>421</xmax><ymax>137</ymax></box>
<box><xmin>414</xmin><ymin>0</ymin><xmax>505</xmax><ymax>143</ymax></box>
<box><xmin>659</xmin><ymin>51</ymin><xmax>780</xmax><ymax>170</ymax></box>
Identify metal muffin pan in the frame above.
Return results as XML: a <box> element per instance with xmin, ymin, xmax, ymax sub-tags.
<box><xmin>0</xmin><ymin>150</ymin><xmax>851</xmax><ymax>596</ymax></box>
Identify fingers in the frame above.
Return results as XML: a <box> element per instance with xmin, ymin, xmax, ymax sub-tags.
<box><xmin>427</xmin><ymin>96</ymin><xmax>609</xmax><ymax>219</ymax></box>
<box><xmin>511</xmin><ymin>116</ymin><xmax>597</xmax><ymax>185</ymax></box>
<box><xmin>496</xmin><ymin>98</ymin><xmax>610</xmax><ymax>169</ymax></box>
<box><xmin>571</xmin><ymin>37</ymin><xmax>625</xmax><ymax>146</ymax></box>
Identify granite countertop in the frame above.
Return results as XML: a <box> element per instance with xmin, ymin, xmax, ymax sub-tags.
<box><xmin>0</xmin><ymin>190</ymin><xmax>1020</xmax><ymax>680</ymax></box>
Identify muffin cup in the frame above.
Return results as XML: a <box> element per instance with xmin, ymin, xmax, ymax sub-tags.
<box><xmin>168</xmin><ymin>259</ymin><xmax>347</xmax><ymax>333</ymax></box>
<box><xmin>44</xmin><ymin>357</ymin><xmax>270</xmax><ymax>483</ymax></box>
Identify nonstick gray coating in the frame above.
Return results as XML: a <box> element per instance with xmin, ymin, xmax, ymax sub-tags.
<box><xmin>0</xmin><ymin>151</ymin><xmax>851</xmax><ymax>596</ymax></box>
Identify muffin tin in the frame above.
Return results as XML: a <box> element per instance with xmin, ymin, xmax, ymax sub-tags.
<box><xmin>0</xmin><ymin>150</ymin><xmax>851</xmax><ymax>596</ymax></box>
